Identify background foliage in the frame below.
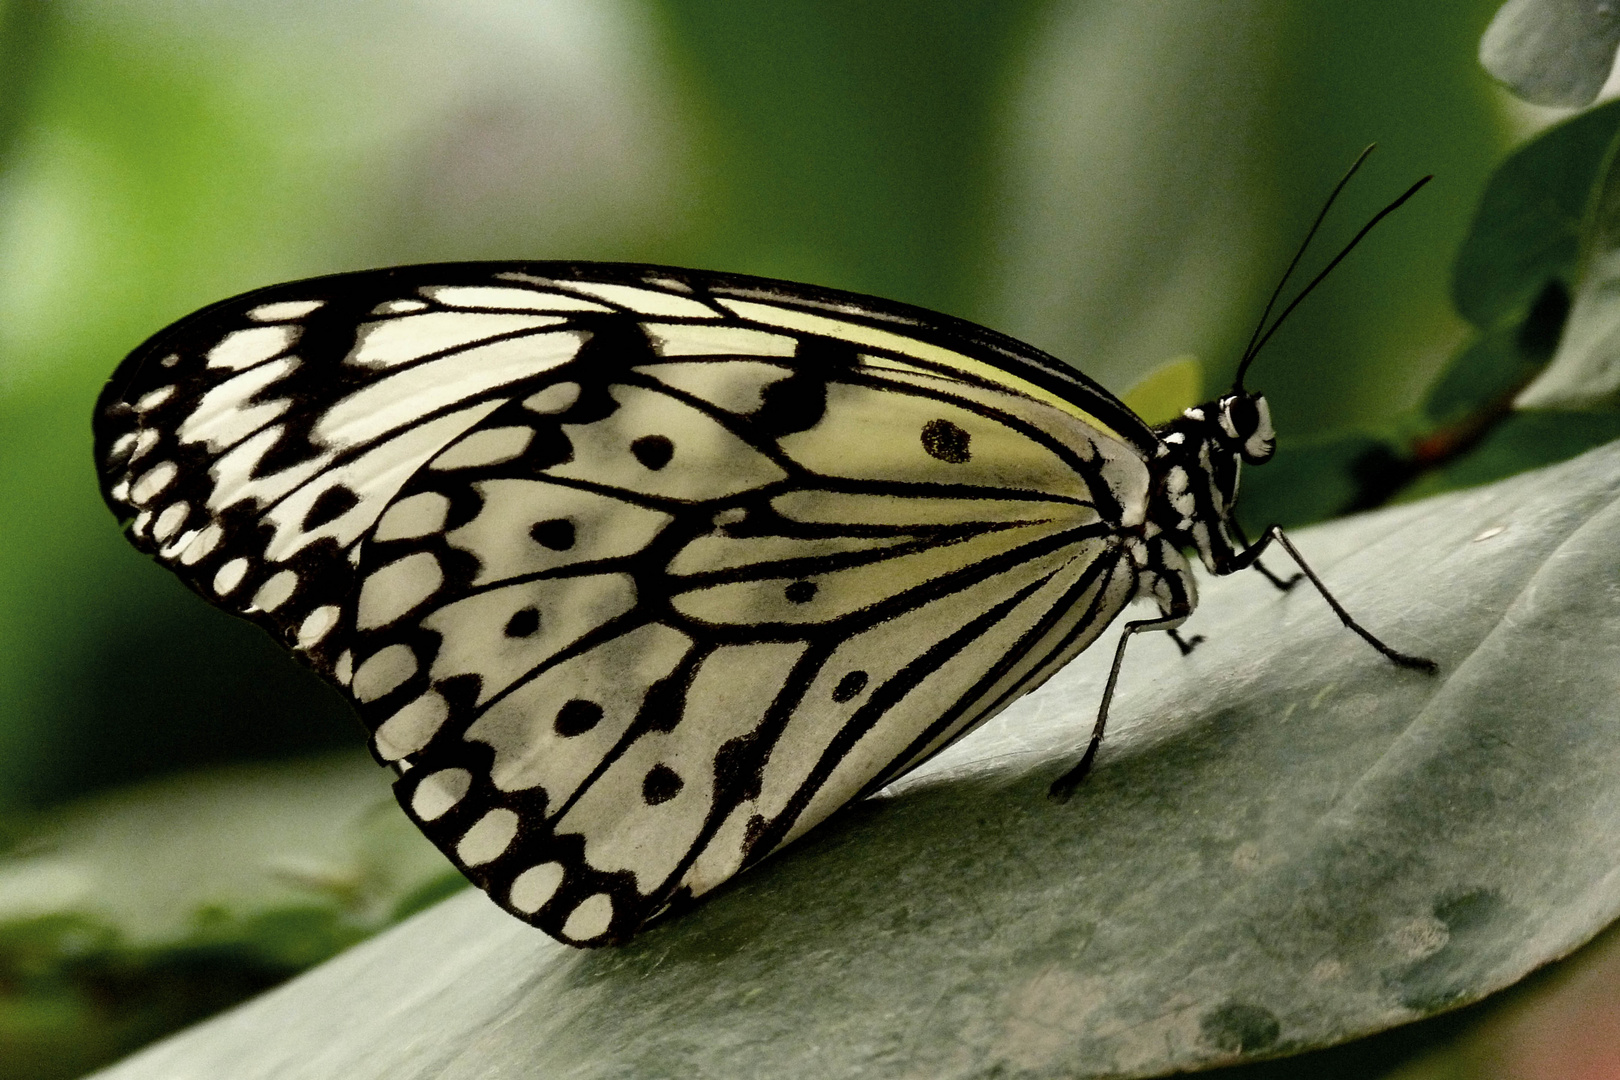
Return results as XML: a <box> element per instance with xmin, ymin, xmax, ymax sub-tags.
<box><xmin>2</xmin><ymin>0</ymin><xmax>1618</xmax><ymax>1077</ymax></box>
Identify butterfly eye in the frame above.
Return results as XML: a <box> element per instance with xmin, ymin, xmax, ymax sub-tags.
<box><xmin>1216</xmin><ymin>396</ymin><xmax>1246</xmax><ymax>436</ymax></box>
<box><xmin>1242</xmin><ymin>396</ymin><xmax>1277</xmax><ymax>462</ymax></box>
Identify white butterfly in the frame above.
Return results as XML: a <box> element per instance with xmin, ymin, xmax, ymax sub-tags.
<box><xmin>97</xmin><ymin>240</ymin><xmax>1432</xmax><ymax>947</ymax></box>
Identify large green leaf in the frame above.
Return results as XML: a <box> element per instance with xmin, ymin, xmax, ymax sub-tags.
<box><xmin>1448</xmin><ymin>99</ymin><xmax>1620</xmax><ymax>333</ymax></box>
<box><xmin>91</xmin><ymin>439</ymin><xmax>1620</xmax><ymax>1079</ymax></box>
<box><xmin>1517</xmin><ymin>107</ymin><xmax>1620</xmax><ymax>409</ymax></box>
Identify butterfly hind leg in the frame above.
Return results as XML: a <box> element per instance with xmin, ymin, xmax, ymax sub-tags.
<box><xmin>1048</xmin><ymin>608</ymin><xmax>1192</xmax><ymax>802</ymax></box>
<box><xmin>1049</xmin><ymin>544</ymin><xmax>1197</xmax><ymax>802</ymax></box>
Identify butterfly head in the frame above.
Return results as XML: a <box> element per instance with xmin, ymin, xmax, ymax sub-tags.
<box><xmin>1146</xmin><ymin>390</ymin><xmax>1275</xmax><ymax>576</ymax></box>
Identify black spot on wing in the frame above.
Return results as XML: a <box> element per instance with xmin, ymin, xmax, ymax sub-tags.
<box><xmin>555</xmin><ymin>699</ymin><xmax>603</xmax><ymax>737</ymax></box>
<box><xmin>784</xmin><ymin>580</ymin><xmax>817</xmax><ymax>604</ymax></box>
<box><xmin>529</xmin><ymin>518</ymin><xmax>575</xmax><ymax>550</ymax></box>
<box><xmin>303</xmin><ymin>485</ymin><xmax>360</xmax><ymax>529</ymax></box>
<box><xmin>503</xmin><ymin>606</ymin><xmax>540</xmax><ymax>638</ymax></box>
<box><xmin>921</xmin><ymin>418</ymin><xmax>971</xmax><ymax>463</ymax></box>
<box><xmin>641</xmin><ymin>763</ymin><xmax>683</xmax><ymax>805</ymax></box>
<box><xmin>744</xmin><ymin>336</ymin><xmax>854</xmax><ymax>438</ymax></box>
<box><xmin>832</xmin><ymin>670</ymin><xmax>868</xmax><ymax>702</ymax></box>
<box><xmin>630</xmin><ymin>434</ymin><xmax>675</xmax><ymax>470</ymax></box>
<box><xmin>752</xmin><ymin>371</ymin><xmax>828</xmax><ymax>436</ymax></box>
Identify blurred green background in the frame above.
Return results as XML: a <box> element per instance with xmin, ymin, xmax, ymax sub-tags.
<box><xmin>0</xmin><ymin>0</ymin><xmax>1521</xmax><ymax>814</ymax></box>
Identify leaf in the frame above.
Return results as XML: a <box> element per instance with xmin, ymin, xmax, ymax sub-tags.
<box><xmin>0</xmin><ymin>753</ymin><xmax>459</xmax><ymax>1080</ymax></box>
<box><xmin>1518</xmin><ymin>110</ymin><xmax>1620</xmax><ymax>408</ymax></box>
<box><xmin>1422</xmin><ymin>299</ymin><xmax>1563</xmax><ymax>429</ymax></box>
<box><xmin>1450</xmin><ymin>99</ymin><xmax>1620</xmax><ymax>332</ymax></box>
<box><xmin>1479</xmin><ymin>0</ymin><xmax>1620</xmax><ymax>107</ymax></box>
<box><xmin>1120</xmin><ymin>355</ymin><xmax>1203</xmax><ymax>428</ymax></box>
<box><xmin>92</xmin><ymin>440</ymin><xmax>1620</xmax><ymax>1079</ymax></box>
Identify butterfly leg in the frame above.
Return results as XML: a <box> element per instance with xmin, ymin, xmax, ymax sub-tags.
<box><xmin>1231</xmin><ymin>519</ymin><xmax>1302</xmax><ymax>592</ymax></box>
<box><xmin>1049</xmin><ymin>610</ymin><xmax>1191</xmax><ymax>802</ymax></box>
<box><xmin>1236</xmin><ymin>525</ymin><xmax>1437</xmax><ymax>672</ymax></box>
<box><xmin>1253</xmin><ymin>560</ymin><xmax>1303</xmax><ymax>592</ymax></box>
<box><xmin>1167</xmin><ymin>628</ymin><xmax>1205</xmax><ymax>655</ymax></box>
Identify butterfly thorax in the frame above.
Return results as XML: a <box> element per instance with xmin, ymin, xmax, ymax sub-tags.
<box><xmin>1143</xmin><ymin>391</ymin><xmax>1275</xmax><ymax>577</ymax></box>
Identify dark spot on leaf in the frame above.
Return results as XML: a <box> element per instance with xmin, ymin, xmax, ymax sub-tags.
<box><xmin>304</xmin><ymin>486</ymin><xmax>360</xmax><ymax>529</ymax></box>
<box><xmin>921</xmin><ymin>418</ymin><xmax>971</xmax><ymax>463</ymax></box>
<box><xmin>631</xmin><ymin>435</ymin><xmax>674</xmax><ymax>470</ymax></box>
<box><xmin>784</xmin><ymin>580</ymin><xmax>817</xmax><ymax>604</ymax></box>
<box><xmin>832</xmin><ymin>671</ymin><xmax>868</xmax><ymax>702</ymax></box>
<box><xmin>1199</xmin><ymin>1002</ymin><xmax>1280</xmax><ymax>1053</ymax></box>
<box><xmin>530</xmin><ymin>518</ymin><xmax>575</xmax><ymax>550</ymax></box>
<box><xmin>1434</xmin><ymin>886</ymin><xmax>1508</xmax><ymax>933</ymax></box>
<box><xmin>503</xmin><ymin>606</ymin><xmax>540</xmax><ymax>638</ymax></box>
<box><xmin>1394</xmin><ymin>887</ymin><xmax>1515</xmax><ymax>1013</ymax></box>
<box><xmin>642</xmin><ymin>764</ymin><xmax>683</xmax><ymax>805</ymax></box>
<box><xmin>554</xmin><ymin>699</ymin><xmax>603</xmax><ymax>737</ymax></box>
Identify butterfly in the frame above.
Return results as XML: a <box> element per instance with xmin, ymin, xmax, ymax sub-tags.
<box><xmin>94</xmin><ymin>162</ymin><xmax>1436</xmax><ymax>948</ymax></box>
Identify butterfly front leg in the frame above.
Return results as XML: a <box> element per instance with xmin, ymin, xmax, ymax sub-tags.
<box><xmin>1049</xmin><ymin>539</ymin><xmax>1199</xmax><ymax>802</ymax></box>
<box><xmin>1230</xmin><ymin>525</ymin><xmax>1437</xmax><ymax>672</ymax></box>
<box><xmin>1226</xmin><ymin>518</ymin><xmax>1303</xmax><ymax>593</ymax></box>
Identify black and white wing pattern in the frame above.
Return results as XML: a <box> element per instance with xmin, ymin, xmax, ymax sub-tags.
<box><xmin>95</xmin><ymin>262</ymin><xmax>1160</xmax><ymax>945</ymax></box>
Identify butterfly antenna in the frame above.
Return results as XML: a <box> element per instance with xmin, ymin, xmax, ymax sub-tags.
<box><xmin>1234</xmin><ymin>172</ymin><xmax>1432</xmax><ymax>390</ymax></box>
<box><xmin>1236</xmin><ymin>145</ymin><xmax>1378</xmax><ymax>390</ymax></box>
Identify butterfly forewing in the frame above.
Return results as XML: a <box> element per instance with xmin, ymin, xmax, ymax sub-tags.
<box><xmin>96</xmin><ymin>262</ymin><xmax>1155</xmax><ymax>945</ymax></box>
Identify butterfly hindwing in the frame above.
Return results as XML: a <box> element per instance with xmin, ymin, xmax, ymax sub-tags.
<box><xmin>96</xmin><ymin>262</ymin><xmax>1157</xmax><ymax>945</ymax></box>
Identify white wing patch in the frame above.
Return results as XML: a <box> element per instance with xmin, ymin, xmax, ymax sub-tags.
<box><xmin>345</xmin><ymin>312</ymin><xmax>569</xmax><ymax>369</ymax></box>
<box><xmin>465</xmin><ymin>622</ymin><xmax>695</xmax><ymax>798</ymax></box>
<box><xmin>177</xmin><ymin>356</ymin><xmax>299</xmax><ymax>450</ymax></box>
<box><xmin>248</xmin><ymin>299</ymin><xmax>324</xmax><ymax>322</ymax></box>
<box><xmin>316</xmin><ymin>330</ymin><xmax>584</xmax><ymax>448</ymax></box>
<box><xmin>421</xmin><ymin>285</ymin><xmax>614</xmax><ymax>314</ymax></box>
<box><xmin>551</xmin><ymin>384</ymin><xmax>787</xmax><ymax>500</ymax></box>
<box><xmin>554</xmin><ymin>280</ymin><xmax>722</xmax><ymax>318</ymax></box>
<box><xmin>446</xmin><ymin>479</ymin><xmax>673</xmax><ymax>587</ymax></box>
<box><xmin>206</xmin><ymin>324</ymin><xmax>299</xmax><ymax>371</ymax></box>
<box><xmin>642</xmin><ymin>322</ymin><xmax>798</xmax><ymax>358</ymax></box>
<box><xmin>423</xmin><ymin>572</ymin><xmax>638</xmax><ymax>704</ymax></box>
<box><xmin>262</xmin><ymin>405</ymin><xmax>502</xmax><ymax>561</ymax></box>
